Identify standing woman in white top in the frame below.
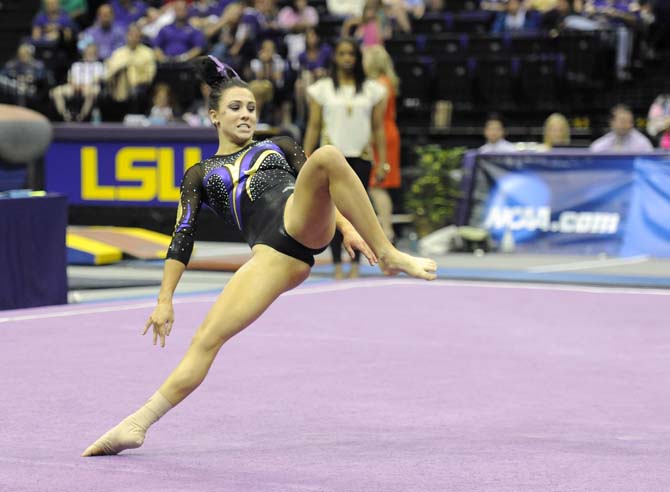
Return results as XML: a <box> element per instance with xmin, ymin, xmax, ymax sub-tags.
<box><xmin>303</xmin><ymin>37</ymin><xmax>388</xmax><ymax>279</ymax></box>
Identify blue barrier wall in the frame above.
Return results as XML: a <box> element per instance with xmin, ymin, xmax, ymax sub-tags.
<box><xmin>461</xmin><ymin>151</ymin><xmax>670</xmax><ymax>256</ymax></box>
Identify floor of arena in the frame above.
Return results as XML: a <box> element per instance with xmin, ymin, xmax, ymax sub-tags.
<box><xmin>2</xmin><ymin>244</ymin><xmax>669</xmax><ymax>491</ymax></box>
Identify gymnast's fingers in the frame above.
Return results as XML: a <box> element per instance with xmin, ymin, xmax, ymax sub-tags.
<box><xmin>142</xmin><ymin>318</ymin><xmax>152</xmax><ymax>335</ymax></box>
<box><xmin>160</xmin><ymin>327</ymin><xmax>166</xmax><ymax>348</ymax></box>
<box><xmin>345</xmin><ymin>243</ymin><xmax>356</xmax><ymax>260</ymax></box>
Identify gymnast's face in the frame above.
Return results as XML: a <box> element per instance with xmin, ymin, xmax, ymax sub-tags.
<box><xmin>214</xmin><ymin>86</ymin><xmax>257</xmax><ymax>144</ymax></box>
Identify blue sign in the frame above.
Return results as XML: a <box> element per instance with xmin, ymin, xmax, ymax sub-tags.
<box><xmin>470</xmin><ymin>152</ymin><xmax>670</xmax><ymax>256</ymax></box>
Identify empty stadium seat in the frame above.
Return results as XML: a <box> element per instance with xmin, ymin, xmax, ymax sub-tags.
<box><xmin>435</xmin><ymin>57</ymin><xmax>475</xmax><ymax>105</ymax></box>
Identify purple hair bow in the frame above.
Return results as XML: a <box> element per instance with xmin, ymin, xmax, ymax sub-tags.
<box><xmin>207</xmin><ymin>55</ymin><xmax>241</xmax><ymax>80</ymax></box>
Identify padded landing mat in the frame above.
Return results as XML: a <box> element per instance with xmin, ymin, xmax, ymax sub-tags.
<box><xmin>68</xmin><ymin>227</ymin><xmax>172</xmax><ymax>260</ymax></box>
<box><xmin>1</xmin><ymin>280</ymin><xmax>670</xmax><ymax>491</ymax></box>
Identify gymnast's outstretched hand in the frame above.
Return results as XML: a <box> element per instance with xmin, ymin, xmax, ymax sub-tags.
<box><xmin>143</xmin><ymin>302</ymin><xmax>174</xmax><ymax>348</ymax></box>
<box><xmin>342</xmin><ymin>226</ymin><xmax>377</xmax><ymax>266</ymax></box>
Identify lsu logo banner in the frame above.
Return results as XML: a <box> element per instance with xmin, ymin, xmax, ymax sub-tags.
<box><xmin>45</xmin><ymin>142</ymin><xmax>218</xmax><ymax>206</ymax></box>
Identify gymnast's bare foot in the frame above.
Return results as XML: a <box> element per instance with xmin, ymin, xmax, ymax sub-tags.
<box><xmin>81</xmin><ymin>416</ymin><xmax>147</xmax><ymax>457</ymax></box>
<box><xmin>378</xmin><ymin>249</ymin><xmax>437</xmax><ymax>280</ymax></box>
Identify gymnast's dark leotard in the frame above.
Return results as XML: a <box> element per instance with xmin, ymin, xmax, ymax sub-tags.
<box><xmin>166</xmin><ymin>136</ymin><xmax>327</xmax><ymax>267</ymax></box>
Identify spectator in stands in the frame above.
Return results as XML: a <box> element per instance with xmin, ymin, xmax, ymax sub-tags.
<box><xmin>590</xmin><ymin>104</ymin><xmax>653</xmax><ymax>152</ymax></box>
<box><xmin>148</xmin><ymin>82</ymin><xmax>178</xmax><ymax>124</ymax></box>
<box><xmin>646</xmin><ymin>94</ymin><xmax>670</xmax><ymax>150</ymax></box>
<box><xmin>480</xmin><ymin>114</ymin><xmax>517</xmax><ymax>152</ymax></box>
<box><xmin>0</xmin><ymin>43</ymin><xmax>48</xmax><ymax>107</ymax></box>
<box><xmin>190</xmin><ymin>0</ymin><xmax>230</xmax><ymax>19</ymax></box>
<box><xmin>105</xmin><ymin>23</ymin><xmax>156</xmax><ymax>112</ymax></box>
<box><xmin>182</xmin><ymin>82</ymin><xmax>213</xmax><ymax>126</ymax></box>
<box><xmin>297</xmin><ymin>28</ymin><xmax>333</xmax><ymax>79</ymax></box>
<box><xmin>154</xmin><ymin>0</ymin><xmax>206</xmax><ymax>63</ymax></box>
<box><xmin>248</xmin><ymin>38</ymin><xmax>291</xmax><ymax>125</ymax></box>
<box><xmin>363</xmin><ymin>45</ymin><xmax>402</xmax><ymax>243</ymax></box>
<box><xmin>542</xmin><ymin>112</ymin><xmax>571</xmax><ymax>149</ymax></box>
<box><xmin>304</xmin><ymin>38</ymin><xmax>388</xmax><ymax>279</ymax></box>
<box><xmin>491</xmin><ymin>0</ymin><xmax>541</xmax><ymax>33</ymax></box>
<box><xmin>79</xmin><ymin>4</ymin><xmax>127</xmax><ymax>60</ymax></box>
<box><xmin>277</xmin><ymin>0</ymin><xmax>319</xmax><ymax>69</ymax></box>
<box><xmin>60</xmin><ymin>0</ymin><xmax>89</xmax><ymax>27</ymax></box>
<box><xmin>253</xmin><ymin>0</ymin><xmax>280</xmax><ymax>32</ymax></box>
<box><xmin>32</xmin><ymin>0</ymin><xmax>77</xmax><ymax>46</ymax></box>
<box><xmin>541</xmin><ymin>0</ymin><xmax>573</xmax><ymax>33</ymax></box>
<box><xmin>50</xmin><ymin>43</ymin><xmax>105</xmax><ymax>121</ymax></box>
<box><xmin>341</xmin><ymin>0</ymin><xmax>392</xmax><ymax>46</ymax></box>
<box><xmin>207</xmin><ymin>2</ymin><xmax>248</xmax><ymax>69</ymax></box>
<box><xmin>110</xmin><ymin>0</ymin><xmax>149</xmax><ymax>30</ymax></box>
<box><xmin>140</xmin><ymin>2</ymin><xmax>178</xmax><ymax>40</ymax></box>
<box><xmin>583</xmin><ymin>0</ymin><xmax>638</xmax><ymax>80</ymax></box>
<box><xmin>294</xmin><ymin>28</ymin><xmax>332</xmax><ymax>124</ymax></box>
<box><xmin>327</xmin><ymin>0</ymin><xmax>366</xmax><ymax>18</ymax></box>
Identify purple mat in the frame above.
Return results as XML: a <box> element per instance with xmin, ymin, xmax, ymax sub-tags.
<box><xmin>1</xmin><ymin>280</ymin><xmax>669</xmax><ymax>491</ymax></box>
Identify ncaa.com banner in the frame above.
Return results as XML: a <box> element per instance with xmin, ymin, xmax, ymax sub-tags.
<box><xmin>468</xmin><ymin>152</ymin><xmax>670</xmax><ymax>256</ymax></box>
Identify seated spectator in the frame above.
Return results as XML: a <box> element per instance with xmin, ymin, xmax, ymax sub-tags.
<box><xmin>590</xmin><ymin>104</ymin><xmax>653</xmax><ymax>152</ymax></box>
<box><xmin>50</xmin><ymin>43</ymin><xmax>105</xmax><ymax>121</ymax></box>
<box><xmin>543</xmin><ymin>112</ymin><xmax>571</xmax><ymax>149</ymax></box>
<box><xmin>342</xmin><ymin>0</ymin><xmax>392</xmax><ymax>47</ymax></box>
<box><xmin>541</xmin><ymin>0</ymin><xmax>573</xmax><ymax>33</ymax></box>
<box><xmin>79</xmin><ymin>4</ymin><xmax>127</xmax><ymax>60</ymax></box>
<box><xmin>148</xmin><ymin>82</ymin><xmax>178</xmax><ymax>124</ymax></box>
<box><xmin>479</xmin><ymin>114</ymin><xmax>517</xmax><ymax>152</ymax></box>
<box><xmin>327</xmin><ymin>0</ymin><xmax>366</xmax><ymax>18</ymax></box>
<box><xmin>182</xmin><ymin>82</ymin><xmax>213</xmax><ymax>126</ymax></box>
<box><xmin>190</xmin><ymin>0</ymin><xmax>230</xmax><ymax>19</ymax></box>
<box><xmin>491</xmin><ymin>0</ymin><xmax>540</xmax><ymax>34</ymax></box>
<box><xmin>110</xmin><ymin>0</ymin><xmax>148</xmax><ymax>30</ymax></box>
<box><xmin>248</xmin><ymin>38</ymin><xmax>291</xmax><ymax>125</ymax></box>
<box><xmin>207</xmin><ymin>2</ymin><xmax>248</xmax><ymax>69</ymax></box>
<box><xmin>154</xmin><ymin>0</ymin><xmax>206</xmax><ymax>63</ymax></box>
<box><xmin>278</xmin><ymin>0</ymin><xmax>319</xmax><ymax>69</ymax></box>
<box><xmin>32</xmin><ymin>0</ymin><xmax>77</xmax><ymax>46</ymax></box>
<box><xmin>294</xmin><ymin>28</ymin><xmax>332</xmax><ymax>123</ymax></box>
<box><xmin>105</xmin><ymin>23</ymin><xmax>156</xmax><ymax>112</ymax></box>
<box><xmin>60</xmin><ymin>0</ymin><xmax>89</xmax><ymax>27</ymax></box>
<box><xmin>646</xmin><ymin>94</ymin><xmax>670</xmax><ymax>150</ymax></box>
<box><xmin>252</xmin><ymin>0</ymin><xmax>280</xmax><ymax>32</ymax></box>
<box><xmin>0</xmin><ymin>43</ymin><xmax>48</xmax><ymax>107</ymax></box>
<box><xmin>583</xmin><ymin>0</ymin><xmax>638</xmax><ymax>80</ymax></box>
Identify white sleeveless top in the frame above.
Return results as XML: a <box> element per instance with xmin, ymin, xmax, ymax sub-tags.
<box><xmin>307</xmin><ymin>78</ymin><xmax>386</xmax><ymax>159</ymax></box>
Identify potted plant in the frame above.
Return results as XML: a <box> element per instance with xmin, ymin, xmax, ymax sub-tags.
<box><xmin>404</xmin><ymin>145</ymin><xmax>465</xmax><ymax>236</ymax></box>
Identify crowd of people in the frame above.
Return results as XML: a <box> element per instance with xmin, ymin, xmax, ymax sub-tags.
<box><xmin>0</xmin><ymin>0</ymin><xmax>665</xmax><ymax>125</ymax></box>
<box><xmin>480</xmin><ymin>101</ymin><xmax>669</xmax><ymax>152</ymax></box>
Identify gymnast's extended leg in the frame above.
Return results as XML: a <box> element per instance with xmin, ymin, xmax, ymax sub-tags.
<box><xmin>284</xmin><ymin>145</ymin><xmax>437</xmax><ymax>280</ymax></box>
<box><xmin>81</xmin><ymin>247</ymin><xmax>310</xmax><ymax>456</ymax></box>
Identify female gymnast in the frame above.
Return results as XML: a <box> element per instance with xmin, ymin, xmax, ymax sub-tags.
<box><xmin>81</xmin><ymin>55</ymin><xmax>436</xmax><ymax>457</ymax></box>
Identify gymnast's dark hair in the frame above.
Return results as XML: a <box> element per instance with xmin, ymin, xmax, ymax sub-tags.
<box><xmin>193</xmin><ymin>55</ymin><xmax>250</xmax><ymax>112</ymax></box>
<box><xmin>331</xmin><ymin>37</ymin><xmax>365</xmax><ymax>94</ymax></box>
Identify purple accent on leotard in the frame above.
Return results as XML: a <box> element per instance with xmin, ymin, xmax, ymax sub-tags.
<box><xmin>176</xmin><ymin>203</ymin><xmax>192</xmax><ymax>233</ymax></box>
<box><xmin>203</xmin><ymin>142</ymin><xmax>284</xmax><ymax>231</ymax></box>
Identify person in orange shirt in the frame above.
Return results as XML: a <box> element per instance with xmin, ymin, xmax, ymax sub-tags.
<box><xmin>363</xmin><ymin>45</ymin><xmax>400</xmax><ymax>244</ymax></box>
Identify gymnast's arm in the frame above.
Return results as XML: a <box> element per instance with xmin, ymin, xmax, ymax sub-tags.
<box><xmin>144</xmin><ymin>165</ymin><xmax>204</xmax><ymax>346</ymax></box>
